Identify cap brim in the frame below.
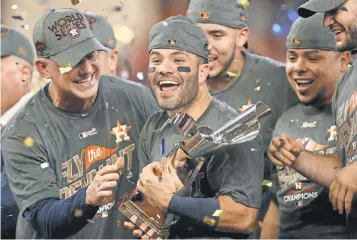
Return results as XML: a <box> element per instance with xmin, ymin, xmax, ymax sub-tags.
<box><xmin>51</xmin><ymin>37</ymin><xmax>106</xmax><ymax>67</ymax></box>
<box><xmin>298</xmin><ymin>0</ymin><xmax>344</xmax><ymax>18</ymax></box>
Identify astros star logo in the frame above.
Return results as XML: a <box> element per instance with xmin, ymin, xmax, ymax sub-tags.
<box><xmin>110</xmin><ymin>120</ymin><xmax>132</xmax><ymax>144</ymax></box>
<box><xmin>67</xmin><ymin>26</ymin><xmax>80</xmax><ymax>39</ymax></box>
<box><xmin>239</xmin><ymin>99</ymin><xmax>253</xmax><ymax>112</ymax></box>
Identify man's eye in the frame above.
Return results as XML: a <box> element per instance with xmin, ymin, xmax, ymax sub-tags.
<box><xmin>152</xmin><ymin>59</ymin><xmax>161</xmax><ymax>64</ymax></box>
<box><xmin>175</xmin><ymin>59</ymin><xmax>185</xmax><ymax>63</ymax></box>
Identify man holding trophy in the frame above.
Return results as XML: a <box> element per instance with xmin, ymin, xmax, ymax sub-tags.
<box><xmin>122</xmin><ymin>15</ymin><xmax>268</xmax><ymax>239</ymax></box>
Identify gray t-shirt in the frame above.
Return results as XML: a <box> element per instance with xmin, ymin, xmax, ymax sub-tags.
<box><xmin>271</xmin><ymin>103</ymin><xmax>347</xmax><ymax>238</ymax></box>
<box><xmin>2</xmin><ymin>75</ymin><xmax>160</xmax><ymax>239</ymax></box>
<box><xmin>210</xmin><ymin>52</ymin><xmax>298</xmax><ymax>179</ymax></box>
<box><xmin>139</xmin><ymin>98</ymin><xmax>264</xmax><ymax>238</ymax></box>
<box><xmin>333</xmin><ymin>62</ymin><xmax>357</xmax><ymax>237</ymax></box>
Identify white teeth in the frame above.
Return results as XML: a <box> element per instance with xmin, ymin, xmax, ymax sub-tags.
<box><xmin>159</xmin><ymin>80</ymin><xmax>179</xmax><ymax>86</ymax></box>
<box><xmin>296</xmin><ymin>80</ymin><xmax>312</xmax><ymax>84</ymax></box>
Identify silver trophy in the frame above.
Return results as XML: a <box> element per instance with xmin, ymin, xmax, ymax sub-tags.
<box><xmin>119</xmin><ymin>101</ymin><xmax>272</xmax><ymax>239</ymax></box>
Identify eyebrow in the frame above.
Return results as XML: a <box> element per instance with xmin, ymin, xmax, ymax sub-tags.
<box><xmin>287</xmin><ymin>50</ymin><xmax>321</xmax><ymax>54</ymax></box>
<box><xmin>207</xmin><ymin>30</ymin><xmax>225</xmax><ymax>35</ymax></box>
<box><xmin>171</xmin><ymin>51</ymin><xmax>189</xmax><ymax>57</ymax></box>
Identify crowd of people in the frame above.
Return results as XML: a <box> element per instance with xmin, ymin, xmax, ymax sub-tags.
<box><xmin>1</xmin><ymin>0</ymin><xmax>357</xmax><ymax>239</ymax></box>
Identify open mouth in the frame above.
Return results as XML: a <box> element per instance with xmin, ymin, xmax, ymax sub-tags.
<box><xmin>295</xmin><ymin>79</ymin><xmax>313</xmax><ymax>87</ymax></box>
<box><xmin>158</xmin><ymin>80</ymin><xmax>180</xmax><ymax>92</ymax></box>
<box><xmin>331</xmin><ymin>27</ymin><xmax>345</xmax><ymax>37</ymax></box>
<box><xmin>73</xmin><ymin>75</ymin><xmax>94</xmax><ymax>85</ymax></box>
<box><xmin>208</xmin><ymin>55</ymin><xmax>218</xmax><ymax>62</ymax></box>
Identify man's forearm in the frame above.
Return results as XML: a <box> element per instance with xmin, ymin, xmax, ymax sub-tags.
<box><xmin>293</xmin><ymin>152</ymin><xmax>340</xmax><ymax>187</ymax></box>
<box><xmin>260</xmin><ymin>201</ymin><xmax>278</xmax><ymax>239</ymax></box>
<box><xmin>24</xmin><ymin>187</ymin><xmax>99</xmax><ymax>239</ymax></box>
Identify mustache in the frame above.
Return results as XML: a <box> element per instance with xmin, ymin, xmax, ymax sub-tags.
<box><xmin>152</xmin><ymin>73</ymin><xmax>183</xmax><ymax>84</ymax></box>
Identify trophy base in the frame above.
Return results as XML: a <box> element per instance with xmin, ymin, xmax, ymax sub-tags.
<box><xmin>120</xmin><ymin>199</ymin><xmax>169</xmax><ymax>239</ymax></box>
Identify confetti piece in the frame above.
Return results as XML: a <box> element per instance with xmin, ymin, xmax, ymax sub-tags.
<box><xmin>238</xmin><ymin>0</ymin><xmax>250</xmax><ymax>8</ymax></box>
<box><xmin>113</xmin><ymin>2</ymin><xmax>124</xmax><ymax>11</ymax></box>
<box><xmin>137</xmin><ymin>72</ymin><xmax>144</xmax><ymax>81</ymax></box>
<box><xmin>86</xmin><ymin>219</ymin><xmax>94</xmax><ymax>224</ymax></box>
<box><xmin>117</xmin><ymin>220</ymin><xmax>122</xmax><ymax>226</ymax></box>
<box><xmin>254</xmin><ymin>86</ymin><xmax>260</xmax><ymax>92</ymax></box>
<box><xmin>256</xmin><ymin>79</ymin><xmax>260</xmax><ymax>84</ymax></box>
<box><xmin>248</xmin><ymin>222</ymin><xmax>259</xmax><ymax>232</ymax></box>
<box><xmin>74</xmin><ymin>209</ymin><xmax>83</xmax><ymax>217</ymax></box>
<box><xmin>41</xmin><ymin>162</ymin><xmax>49</xmax><ymax>169</ymax></box>
<box><xmin>261</xmin><ymin>180</ymin><xmax>272</xmax><ymax>187</ymax></box>
<box><xmin>71</xmin><ymin>0</ymin><xmax>81</xmax><ymax>5</ymax></box>
<box><xmin>21</xmin><ymin>25</ymin><xmax>29</xmax><ymax>30</ymax></box>
<box><xmin>203</xmin><ymin>216</ymin><xmax>216</xmax><ymax>227</ymax></box>
<box><xmin>212</xmin><ymin>209</ymin><xmax>223</xmax><ymax>217</ymax></box>
<box><xmin>160</xmin><ymin>138</ymin><xmax>165</xmax><ymax>155</ymax></box>
<box><xmin>23</xmin><ymin>137</ymin><xmax>34</xmax><ymax>147</ymax></box>
<box><xmin>59</xmin><ymin>63</ymin><xmax>73</xmax><ymax>74</ymax></box>
<box><xmin>12</xmin><ymin>15</ymin><xmax>24</xmax><ymax>21</ymax></box>
<box><xmin>12</xmin><ymin>5</ymin><xmax>18</xmax><ymax>10</ymax></box>
<box><xmin>113</xmin><ymin>24</ymin><xmax>135</xmax><ymax>45</ymax></box>
<box><xmin>226</xmin><ymin>70</ymin><xmax>240</xmax><ymax>78</ymax></box>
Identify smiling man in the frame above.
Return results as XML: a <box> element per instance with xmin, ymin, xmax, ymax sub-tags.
<box><xmin>124</xmin><ymin>15</ymin><xmax>264</xmax><ymax>239</ymax></box>
<box><xmin>262</xmin><ymin>14</ymin><xmax>349</xmax><ymax>239</ymax></box>
<box><xmin>1</xmin><ymin>8</ymin><xmax>159</xmax><ymax>239</ymax></box>
<box><xmin>186</xmin><ymin>2</ymin><xmax>299</xmax><ymax>237</ymax></box>
<box><xmin>267</xmin><ymin>0</ymin><xmax>357</xmax><ymax>238</ymax></box>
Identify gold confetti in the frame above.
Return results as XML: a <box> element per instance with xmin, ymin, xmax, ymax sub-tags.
<box><xmin>212</xmin><ymin>209</ymin><xmax>223</xmax><ymax>217</ymax></box>
<box><xmin>23</xmin><ymin>137</ymin><xmax>34</xmax><ymax>147</ymax></box>
<box><xmin>262</xmin><ymin>180</ymin><xmax>272</xmax><ymax>187</ymax></box>
<box><xmin>74</xmin><ymin>209</ymin><xmax>83</xmax><ymax>217</ymax></box>
<box><xmin>59</xmin><ymin>63</ymin><xmax>73</xmax><ymax>74</ymax></box>
<box><xmin>254</xmin><ymin>86</ymin><xmax>260</xmax><ymax>92</ymax></box>
<box><xmin>113</xmin><ymin>24</ymin><xmax>135</xmax><ymax>45</ymax></box>
<box><xmin>238</xmin><ymin>0</ymin><xmax>250</xmax><ymax>8</ymax></box>
<box><xmin>226</xmin><ymin>70</ymin><xmax>240</xmax><ymax>79</ymax></box>
<box><xmin>71</xmin><ymin>0</ymin><xmax>81</xmax><ymax>5</ymax></box>
<box><xmin>248</xmin><ymin>221</ymin><xmax>261</xmax><ymax>232</ymax></box>
<box><xmin>203</xmin><ymin>216</ymin><xmax>216</xmax><ymax>227</ymax></box>
<box><xmin>258</xmin><ymin>221</ymin><xmax>263</xmax><ymax>228</ymax></box>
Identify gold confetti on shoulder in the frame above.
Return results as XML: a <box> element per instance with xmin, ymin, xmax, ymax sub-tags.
<box><xmin>226</xmin><ymin>70</ymin><xmax>240</xmax><ymax>79</ymax></box>
<box><xmin>23</xmin><ymin>137</ymin><xmax>34</xmax><ymax>147</ymax></box>
<box><xmin>238</xmin><ymin>0</ymin><xmax>250</xmax><ymax>8</ymax></box>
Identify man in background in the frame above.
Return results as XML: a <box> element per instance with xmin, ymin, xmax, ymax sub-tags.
<box><xmin>1</xmin><ymin>25</ymin><xmax>35</xmax><ymax>239</ymax></box>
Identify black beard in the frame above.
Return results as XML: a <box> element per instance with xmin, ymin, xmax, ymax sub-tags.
<box><xmin>338</xmin><ymin>22</ymin><xmax>357</xmax><ymax>52</ymax></box>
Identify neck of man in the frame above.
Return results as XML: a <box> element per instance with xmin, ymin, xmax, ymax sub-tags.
<box><xmin>48</xmin><ymin>82</ymin><xmax>97</xmax><ymax>113</ymax></box>
<box><xmin>167</xmin><ymin>84</ymin><xmax>213</xmax><ymax>121</ymax></box>
<box><xmin>207</xmin><ymin>49</ymin><xmax>245</xmax><ymax>91</ymax></box>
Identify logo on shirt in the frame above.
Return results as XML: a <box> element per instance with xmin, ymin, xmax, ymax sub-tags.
<box><xmin>79</xmin><ymin>128</ymin><xmax>97</xmax><ymax>139</ymax></box>
<box><xmin>110</xmin><ymin>120</ymin><xmax>132</xmax><ymax>144</ymax></box>
<box><xmin>301</xmin><ymin>121</ymin><xmax>317</xmax><ymax>128</ymax></box>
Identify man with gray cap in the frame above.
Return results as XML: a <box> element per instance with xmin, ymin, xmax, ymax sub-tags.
<box><xmin>84</xmin><ymin>12</ymin><xmax>119</xmax><ymax>76</ymax></box>
<box><xmin>124</xmin><ymin>15</ymin><xmax>264</xmax><ymax>239</ymax></box>
<box><xmin>2</xmin><ymin>8</ymin><xmax>159</xmax><ymax>239</ymax></box>
<box><xmin>186</xmin><ymin>0</ymin><xmax>298</xmax><ymax>237</ymax></box>
<box><xmin>262</xmin><ymin>14</ymin><xmax>350</xmax><ymax>239</ymax></box>
<box><xmin>1</xmin><ymin>25</ymin><xmax>35</xmax><ymax>239</ymax></box>
<box><xmin>268</xmin><ymin>0</ymin><xmax>357</xmax><ymax>237</ymax></box>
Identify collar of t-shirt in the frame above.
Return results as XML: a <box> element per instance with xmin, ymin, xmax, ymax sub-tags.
<box><xmin>0</xmin><ymin>92</ymin><xmax>33</xmax><ymax>127</ymax></box>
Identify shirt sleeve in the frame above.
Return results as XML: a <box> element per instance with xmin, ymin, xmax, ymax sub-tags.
<box><xmin>208</xmin><ymin>136</ymin><xmax>264</xmax><ymax>208</ymax></box>
<box><xmin>2</xmin><ymin>122</ymin><xmax>58</xmax><ymax>216</ymax></box>
<box><xmin>24</xmin><ymin>187</ymin><xmax>98</xmax><ymax>239</ymax></box>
